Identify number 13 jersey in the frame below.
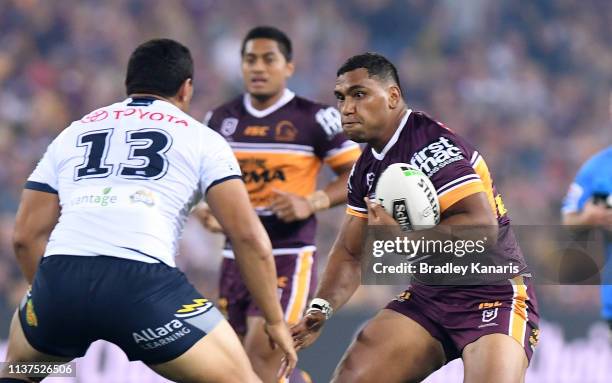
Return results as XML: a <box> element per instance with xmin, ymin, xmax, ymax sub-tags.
<box><xmin>26</xmin><ymin>97</ymin><xmax>241</xmax><ymax>267</ymax></box>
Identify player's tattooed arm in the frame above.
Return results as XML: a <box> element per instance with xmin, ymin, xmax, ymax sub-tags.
<box><xmin>13</xmin><ymin>190</ymin><xmax>60</xmax><ymax>283</ymax></box>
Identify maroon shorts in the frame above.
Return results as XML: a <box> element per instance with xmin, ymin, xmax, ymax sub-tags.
<box><xmin>386</xmin><ymin>276</ymin><xmax>539</xmax><ymax>363</ymax></box>
<box><xmin>218</xmin><ymin>248</ymin><xmax>317</xmax><ymax>336</ymax></box>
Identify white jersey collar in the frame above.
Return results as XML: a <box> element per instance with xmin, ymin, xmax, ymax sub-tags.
<box><xmin>243</xmin><ymin>88</ymin><xmax>295</xmax><ymax>118</ymax></box>
<box><xmin>371</xmin><ymin>109</ymin><xmax>412</xmax><ymax>160</ymax></box>
<box><xmin>124</xmin><ymin>96</ymin><xmax>179</xmax><ymax>111</ymax></box>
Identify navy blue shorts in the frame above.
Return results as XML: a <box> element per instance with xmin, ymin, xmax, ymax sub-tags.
<box><xmin>19</xmin><ymin>255</ymin><xmax>224</xmax><ymax>365</ymax></box>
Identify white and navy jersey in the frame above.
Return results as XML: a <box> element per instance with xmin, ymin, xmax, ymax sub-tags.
<box><xmin>27</xmin><ymin>97</ymin><xmax>241</xmax><ymax>267</ymax></box>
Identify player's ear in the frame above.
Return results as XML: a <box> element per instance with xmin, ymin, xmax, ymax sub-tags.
<box><xmin>388</xmin><ymin>84</ymin><xmax>401</xmax><ymax>109</ymax></box>
<box><xmin>285</xmin><ymin>61</ymin><xmax>295</xmax><ymax>78</ymax></box>
<box><xmin>178</xmin><ymin>78</ymin><xmax>193</xmax><ymax>103</ymax></box>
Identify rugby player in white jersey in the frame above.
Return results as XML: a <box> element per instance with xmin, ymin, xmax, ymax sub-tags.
<box><xmin>0</xmin><ymin>39</ymin><xmax>296</xmax><ymax>383</ymax></box>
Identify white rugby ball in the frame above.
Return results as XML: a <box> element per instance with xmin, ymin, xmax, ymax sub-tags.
<box><xmin>375</xmin><ymin>163</ymin><xmax>440</xmax><ymax>230</ymax></box>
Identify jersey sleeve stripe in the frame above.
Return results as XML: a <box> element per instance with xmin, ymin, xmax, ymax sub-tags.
<box><xmin>438</xmin><ymin>180</ymin><xmax>485</xmax><ymax>212</ymax></box>
<box><xmin>205</xmin><ymin>175</ymin><xmax>243</xmax><ymax>194</ymax></box>
<box><xmin>347</xmin><ymin>204</ymin><xmax>367</xmax><ymax>212</ymax></box>
<box><xmin>470</xmin><ymin>151</ymin><xmax>480</xmax><ymax>166</ymax></box>
<box><xmin>436</xmin><ymin>174</ymin><xmax>482</xmax><ymax>195</ymax></box>
<box><xmin>346</xmin><ymin>207</ymin><xmax>368</xmax><ymax>219</ymax></box>
<box><xmin>24</xmin><ymin>181</ymin><xmax>58</xmax><ymax>194</ymax></box>
<box><xmin>472</xmin><ymin>158</ymin><xmax>499</xmax><ymax>216</ymax></box>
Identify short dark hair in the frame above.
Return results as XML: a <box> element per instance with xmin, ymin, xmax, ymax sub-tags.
<box><xmin>337</xmin><ymin>52</ymin><xmax>402</xmax><ymax>92</ymax></box>
<box><xmin>241</xmin><ymin>26</ymin><xmax>292</xmax><ymax>62</ymax></box>
<box><xmin>125</xmin><ymin>39</ymin><xmax>193</xmax><ymax>98</ymax></box>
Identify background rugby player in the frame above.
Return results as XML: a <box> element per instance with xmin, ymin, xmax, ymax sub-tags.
<box><xmin>196</xmin><ymin>26</ymin><xmax>360</xmax><ymax>383</ymax></box>
<box><xmin>292</xmin><ymin>53</ymin><xmax>539</xmax><ymax>383</ymax></box>
<box><xmin>1</xmin><ymin>39</ymin><xmax>296</xmax><ymax>383</ymax></box>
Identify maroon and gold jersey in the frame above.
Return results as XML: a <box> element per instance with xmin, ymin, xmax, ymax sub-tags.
<box><xmin>347</xmin><ymin>110</ymin><xmax>527</xmax><ymax>271</ymax></box>
<box><xmin>206</xmin><ymin>89</ymin><xmax>361</xmax><ymax>254</ymax></box>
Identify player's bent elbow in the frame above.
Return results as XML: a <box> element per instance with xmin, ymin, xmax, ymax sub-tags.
<box><xmin>12</xmin><ymin>227</ymin><xmax>32</xmax><ymax>255</ymax></box>
<box><xmin>467</xmin><ymin>215</ymin><xmax>499</xmax><ymax>247</ymax></box>
<box><xmin>231</xmin><ymin>230</ymin><xmax>273</xmax><ymax>260</ymax></box>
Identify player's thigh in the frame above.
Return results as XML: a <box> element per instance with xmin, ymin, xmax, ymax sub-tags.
<box><xmin>2</xmin><ymin>310</ymin><xmax>72</xmax><ymax>381</ymax></box>
<box><xmin>462</xmin><ymin>333</ymin><xmax>527</xmax><ymax>383</ymax></box>
<box><xmin>149</xmin><ymin>319</ymin><xmax>261</xmax><ymax>383</ymax></box>
<box><xmin>331</xmin><ymin>309</ymin><xmax>446</xmax><ymax>383</ymax></box>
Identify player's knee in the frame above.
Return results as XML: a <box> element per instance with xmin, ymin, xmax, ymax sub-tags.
<box><xmin>246</xmin><ymin>339</ymin><xmax>281</xmax><ymax>364</ymax></box>
<box><xmin>246</xmin><ymin>347</ymin><xmax>281</xmax><ymax>374</ymax></box>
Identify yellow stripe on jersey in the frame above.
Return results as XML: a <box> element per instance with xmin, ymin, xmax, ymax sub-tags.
<box><xmin>472</xmin><ymin>157</ymin><xmax>498</xmax><ymax>216</ymax></box>
<box><xmin>346</xmin><ymin>207</ymin><xmax>368</xmax><ymax>219</ymax></box>
<box><xmin>509</xmin><ymin>276</ymin><xmax>528</xmax><ymax>347</ymax></box>
<box><xmin>325</xmin><ymin>146</ymin><xmax>362</xmax><ymax>170</ymax></box>
<box><xmin>286</xmin><ymin>250</ymin><xmax>314</xmax><ymax>324</ymax></box>
<box><xmin>438</xmin><ymin>180</ymin><xmax>485</xmax><ymax>213</ymax></box>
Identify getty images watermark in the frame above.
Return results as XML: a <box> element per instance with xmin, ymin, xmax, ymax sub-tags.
<box><xmin>362</xmin><ymin>225</ymin><xmax>611</xmax><ymax>285</ymax></box>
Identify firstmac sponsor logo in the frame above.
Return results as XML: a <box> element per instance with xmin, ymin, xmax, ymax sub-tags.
<box><xmin>410</xmin><ymin>137</ymin><xmax>464</xmax><ymax>177</ymax></box>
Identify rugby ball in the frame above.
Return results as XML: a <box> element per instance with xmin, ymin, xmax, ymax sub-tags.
<box><xmin>375</xmin><ymin>163</ymin><xmax>440</xmax><ymax>230</ymax></box>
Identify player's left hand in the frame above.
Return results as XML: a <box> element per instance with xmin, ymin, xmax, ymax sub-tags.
<box><xmin>365</xmin><ymin>197</ymin><xmax>398</xmax><ymax>226</ymax></box>
<box><xmin>263</xmin><ymin>321</ymin><xmax>298</xmax><ymax>379</ymax></box>
<box><xmin>270</xmin><ymin>189</ymin><xmax>313</xmax><ymax>222</ymax></box>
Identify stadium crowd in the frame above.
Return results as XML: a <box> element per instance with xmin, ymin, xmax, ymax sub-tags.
<box><xmin>0</xmin><ymin>0</ymin><xmax>610</xmax><ymax>336</ymax></box>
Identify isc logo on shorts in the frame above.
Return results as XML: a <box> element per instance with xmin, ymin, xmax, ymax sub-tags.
<box><xmin>175</xmin><ymin>298</ymin><xmax>214</xmax><ymax>318</ymax></box>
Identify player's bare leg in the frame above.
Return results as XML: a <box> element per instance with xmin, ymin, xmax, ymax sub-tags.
<box><xmin>462</xmin><ymin>334</ymin><xmax>527</xmax><ymax>383</ymax></box>
<box><xmin>1</xmin><ymin>311</ymin><xmax>72</xmax><ymax>382</ymax></box>
<box><xmin>331</xmin><ymin>309</ymin><xmax>446</xmax><ymax>383</ymax></box>
<box><xmin>244</xmin><ymin>316</ymin><xmax>285</xmax><ymax>383</ymax></box>
<box><xmin>149</xmin><ymin>320</ymin><xmax>261</xmax><ymax>383</ymax></box>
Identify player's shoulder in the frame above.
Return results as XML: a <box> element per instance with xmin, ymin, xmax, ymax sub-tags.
<box><xmin>204</xmin><ymin>95</ymin><xmax>245</xmax><ymax>130</ymax></box>
<box><xmin>208</xmin><ymin>95</ymin><xmax>244</xmax><ymax>119</ymax></box>
<box><xmin>291</xmin><ymin>94</ymin><xmax>331</xmax><ymax>112</ymax></box>
<box><xmin>60</xmin><ymin>100</ymin><xmax>127</xmax><ymax>136</ymax></box>
<box><xmin>409</xmin><ymin>110</ymin><xmax>453</xmax><ymax>135</ymax></box>
<box><xmin>579</xmin><ymin>146</ymin><xmax>612</xmax><ymax>176</ymax></box>
<box><xmin>408</xmin><ymin>110</ymin><xmax>471</xmax><ymax>147</ymax></box>
<box><xmin>587</xmin><ymin>146</ymin><xmax>612</xmax><ymax>166</ymax></box>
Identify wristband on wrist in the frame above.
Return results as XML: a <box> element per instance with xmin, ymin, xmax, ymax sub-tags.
<box><xmin>306</xmin><ymin>190</ymin><xmax>331</xmax><ymax>212</ymax></box>
<box><xmin>306</xmin><ymin>298</ymin><xmax>333</xmax><ymax>320</ymax></box>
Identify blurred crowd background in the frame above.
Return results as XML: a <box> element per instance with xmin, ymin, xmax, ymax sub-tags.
<box><xmin>0</xmin><ymin>0</ymin><xmax>611</xmax><ymax>339</ymax></box>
